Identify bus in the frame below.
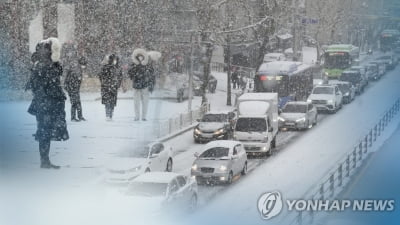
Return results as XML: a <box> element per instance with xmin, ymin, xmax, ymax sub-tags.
<box><xmin>323</xmin><ymin>44</ymin><xmax>359</xmax><ymax>79</ymax></box>
<box><xmin>380</xmin><ymin>29</ymin><xmax>400</xmax><ymax>52</ymax></box>
<box><xmin>254</xmin><ymin>61</ymin><xmax>317</xmax><ymax>108</ymax></box>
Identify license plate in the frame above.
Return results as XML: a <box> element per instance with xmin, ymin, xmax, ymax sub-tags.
<box><xmin>286</xmin><ymin>122</ymin><xmax>295</xmax><ymax>126</ymax></box>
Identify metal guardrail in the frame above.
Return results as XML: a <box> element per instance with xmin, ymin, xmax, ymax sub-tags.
<box><xmin>285</xmin><ymin>98</ymin><xmax>400</xmax><ymax>225</ymax></box>
<box><xmin>152</xmin><ymin>102</ymin><xmax>210</xmax><ymax>139</ymax></box>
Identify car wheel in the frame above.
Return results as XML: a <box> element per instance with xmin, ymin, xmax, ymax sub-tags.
<box><xmin>145</xmin><ymin>168</ymin><xmax>150</xmax><ymax>173</ymax></box>
<box><xmin>271</xmin><ymin>136</ymin><xmax>276</xmax><ymax>149</ymax></box>
<box><xmin>166</xmin><ymin>158</ymin><xmax>173</xmax><ymax>172</ymax></box>
<box><xmin>306</xmin><ymin>120</ymin><xmax>311</xmax><ymax>129</ymax></box>
<box><xmin>241</xmin><ymin>162</ymin><xmax>247</xmax><ymax>175</ymax></box>
<box><xmin>266</xmin><ymin>146</ymin><xmax>272</xmax><ymax>157</ymax></box>
<box><xmin>188</xmin><ymin>194</ymin><xmax>197</xmax><ymax>212</ymax></box>
<box><xmin>227</xmin><ymin>171</ymin><xmax>233</xmax><ymax>184</ymax></box>
<box><xmin>313</xmin><ymin>115</ymin><xmax>318</xmax><ymax>126</ymax></box>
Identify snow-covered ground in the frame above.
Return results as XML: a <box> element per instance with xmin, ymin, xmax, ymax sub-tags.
<box><xmin>1</xmin><ymin>50</ymin><xmax>399</xmax><ymax>225</ymax></box>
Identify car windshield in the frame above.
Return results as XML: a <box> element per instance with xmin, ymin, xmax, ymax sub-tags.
<box><xmin>336</xmin><ymin>84</ymin><xmax>350</xmax><ymax>93</ymax></box>
<box><xmin>283</xmin><ymin>104</ymin><xmax>307</xmax><ymax>113</ymax></box>
<box><xmin>130</xmin><ymin>145</ymin><xmax>150</xmax><ymax>158</ymax></box>
<box><xmin>235</xmin><ymin>118</ymin><xmax>267</xmax><ymax>132</ymax></box>
<box><xmin>340</xmin><ymin>73</ymin><xmax>360</xmax><ymax>84</ymax></box>
<box><xmin>126</xmin><ymin>182</ymin><xmax>168</xmax><ymax>197</ymax></box>
<box><xmin>313</xmin><ymin>87</ymin><xmax>334</xmax><ymax>94</ymax></box>
<box><xmin>199</xmin><ymin>147</ymin><xmax>230</xmax><ymax>159</ymax></box>
<box><xmin>201</xmin><ymin>114</ymin><xmax>227</xmax><ymax>122</ymax></box>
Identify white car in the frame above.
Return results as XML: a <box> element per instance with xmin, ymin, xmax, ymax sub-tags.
<box><xmin>114</xmin><ymin>172</ymin><xmax>198</xmax><ymax>214</ymax></box>
<box><xmin>308</xmin><ymin>85</ymin><xmax>343</xmax><ymax>113</ymax></box>
<box><xmin>105</xmin><ymin>142</ymin><xmax>174</xmax><ymax>184</ymax></box>
<box><xmin>278</xmin><ymin>101</ymin><xmax>318</xmax><ymax>130</ymax></box>
<box><xmin>191</xmin><ymin>140</ymin><xmax>248</xmax><ymax>185</ymax></box>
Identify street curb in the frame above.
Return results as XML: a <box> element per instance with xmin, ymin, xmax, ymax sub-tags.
<box><xmin>156</xmin><ymin>123</ymin><xmax>197</xmax><ymax>142</ymax></box>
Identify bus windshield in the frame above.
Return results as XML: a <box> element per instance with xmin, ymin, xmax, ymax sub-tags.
<box><xmin>324</xmin><ymin>52</ymin><xmax>350</xmax><ymax>69</ymax></box>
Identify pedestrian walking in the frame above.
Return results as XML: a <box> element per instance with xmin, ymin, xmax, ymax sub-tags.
<box><xmin>63</xmin><ymin>42</ymin><xmax>86</xmax><ymax>121</ymax></box>
<box><xmin>128</xmin><ymin>48</ymin><xmax>156</xmax><ymax>121</ymax></box>
<box><xmin>98</xmin><ymin>54</ymin><xmax>123</xmax><ymax>121</ymax></box>
<box><xmin>27</xmin><ymin>37</ymin><xmax>69</xmax><ymax>169</ymax></box>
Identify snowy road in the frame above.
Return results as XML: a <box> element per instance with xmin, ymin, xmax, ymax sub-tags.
<box><xmin>1</xmin><ymin>52</ymin><xmax>400</xmax><ymax>225</ymax></box>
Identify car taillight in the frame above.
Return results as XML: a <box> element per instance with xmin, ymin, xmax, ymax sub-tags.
<box><xmin>260</xmin><ymin>75</ymin><xmax>267</xmax><ymax>81</ymax></box>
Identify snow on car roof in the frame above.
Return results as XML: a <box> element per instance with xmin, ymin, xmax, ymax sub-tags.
<box><xmin>238</xmin><ymin>92</ymin><xmax>278</xmax><ymax>101</ymax></box>
<box><xmin>133</xmin><ymin>172</ymin><xmax>180</xmax><ymax>183</ymax></box>
<box><xmin>285</xmin><ymin>101</ymin><xmax>308</xmax><ymax>105</ymax></box>
<box><xmin>329</xmin><ymin>80</ymin><xmax>351</xmax><ymax>85</ymax></box>
<box><xmin>206</xmin><ymin>110</ymin><xmax>233</xmax><ymax>115</ymax></box>
<box><xmin>204</xmin><ymin>140</ymin><xmax>241</xmax><ymax>150</ymax></box>
<box><xmin>239</xmin><ymin>101</ymin><xmax>270</xmax><ymax>116</ymax></box>
<box><xmin>314</xmin><ymin>84</ymin><xmax>335</xmax><ymax>88</ymax></box>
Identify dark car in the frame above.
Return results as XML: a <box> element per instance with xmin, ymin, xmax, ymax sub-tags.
<box><xmin>193</xmin><ymin>111</ymin><xmax>236</xmax><ymax>143</ymax></box>
<box><xmin>376</xmin><ymin>55</ymin><xmax>395</xmax><ymax>70</ymax></box>
<box><xmin>193</xmin><ymin>71</ymin><xmax>218</xmax><ymax>96</ymax></box>
<box><xmin>365</xmin><ymin>63</ymin><xmax>380</xmax><ymax>81</ymax></box>
<box><xmin>340</xmin><ymin>70</ymin><xmax>365</xmax><ymax>95</ymax></box>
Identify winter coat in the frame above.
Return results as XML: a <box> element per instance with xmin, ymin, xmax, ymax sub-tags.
<box><xmin>28</xmin><ymin>61</ymin><xmax>69</xmax><ymax>142</ymax></box>
<box><xmin>64</xmin><ymin>70</ymin><xmax>82</xmax><ymax>94</ymax></box>
<box><xmin>98</xmin><ymin>61</ymin><xmax>123</xmax><ymax>107</ymax></box>
<box><xmin>128</xmin><ymin>48</ymin><xmax>156</xmax><ymax>91</ymax></box>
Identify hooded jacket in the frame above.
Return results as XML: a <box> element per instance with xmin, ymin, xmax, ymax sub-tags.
<box><xmin>28</xmin><ymin>37</ymin><xmax>69</xmax><ymax>142</ymax></box>
<box><xmin>128</xmin><ymin>48</ymin><xmax>155</xmax><ymax>90</ymax></box>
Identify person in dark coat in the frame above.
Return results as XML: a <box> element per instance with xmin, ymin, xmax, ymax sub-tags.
<box><xmin>63</xmin><ymin>42</ymin><xmax>86</xmax><ymax>122</ymax></box>
<box><xmin>98</xmin><ymin>54</ymin><xmax>123</xmax><ymax>121</ymax></box>
<box><xmin>27</xmin><ymin>37</ymin><xmax>69</xmax><ymax>169</ymax></box>
<box><xmin>231</xmin><ymin>67</ymin><xmax>239</xmax><ymax>89</ymax></box>
<box><xmin>128</xmin><ymin>48</ymin><xmax>155</xmax><ymax>121</ymax></box>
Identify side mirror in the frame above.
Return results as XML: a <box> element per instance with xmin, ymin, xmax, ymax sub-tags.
<box><xmin>196</xmin><ymin>119</ymin><xmax>201</xmax><ymax>122</ymax></box>
<box><xmin>194</xmin><ymin>152</ymin><xmax>199</xmax><ymax>158</ymax></box>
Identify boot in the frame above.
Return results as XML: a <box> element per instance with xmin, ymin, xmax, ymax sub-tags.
<box><xmin>40</xmin><ymin>161</ymin><xmax>60</xmax><ymax>169</ymax></box>
<box><xmin>39</xmin><ymin>140</ymin><xmax>60</xmax><ymax>169</ymax></box>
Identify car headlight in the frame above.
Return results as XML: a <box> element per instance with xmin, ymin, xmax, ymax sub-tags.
<box><xmin>307</xmin><ymin>99</ymin><xmax>312</xmax><ymax>103</ymax></box>
<box><xmin>327</xmin><ymin>99</ymin><xmax>334</xmax><ymax>104</ymax></box>
<box><xmin>191</xmin><ymin>164</ymin><xmax>198</xmax><ymax>171</ymax></box>
<box><xmin>325</xmin><ymin>72</ymin><xmax>329</xmax><ymax>76</ymax></box>
<box><xmin>214</xmin><ymin>128</ymin><xmax>225</xmax><ymax>135</ymax></box>
<box><xmin>296</xmin><ymin>117</ymin><xmax>306</xmax><ymax>123</ymax></box>
<box><xmin>233</xmin><ymin>134</ymin><xmax>237</xmax><ymax>140</ymax></box>
<box><xmin>344</xmin><ymin>92</ymin><xmax>350</xmax><ymax>96</ymax></box>
<box><xmin>278</xmin><ymin>116</ymin><xmax>285</xmax><ymax>122</ymax></box>
<box><xmin>128</xmin><ymin>166</ymin><xmax>142</xmax><ymax>173</ymax></box>
<box><xmin>194</xmin><ymin>128</ymin><xmax>202</xmax><ymax>134</ymax></box>
<box><xmin>219</xmin><ymin>165</ymin><xmax>227</xmax><ymax>171</ymax></box>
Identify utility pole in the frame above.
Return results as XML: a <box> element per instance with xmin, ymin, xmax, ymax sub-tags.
<box><xmin>292</xmin><ymin>0</ymin><xmax>299</xmax><ymax>61</ymax></box>
<box><xmin>188</xmin><ymin>32</ymin><xmax>195</xmax><ymax>112</ymax></box>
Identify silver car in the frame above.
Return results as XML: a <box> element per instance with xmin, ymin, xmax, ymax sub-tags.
<box><xmin>278</xmin><ymin>101</ymin><xmax>318</xmax><ymax>130</ymax></box>
<box><xmin>329</xmin><ymin>80</ymin><xmax>356</xmax><ymax>104</ymax></box>
<box><xmin>125</xmin><ymin>172</ymin><xmax>198</xmax><ymax>213</ymax></box>
<box><xmin>191</xmin><ymin>140</ymin><xmax>248</xmax><ymax>185</ymax></box>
